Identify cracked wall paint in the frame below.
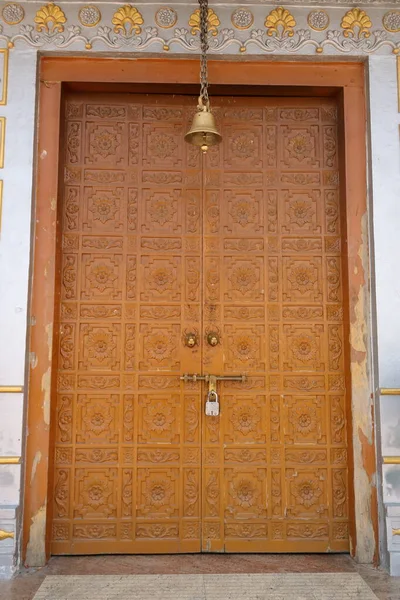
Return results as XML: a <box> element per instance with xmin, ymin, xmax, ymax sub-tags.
<box><xmin>348</xmin><ymin>211</ymin><xmax>378</xmax><ymax>563</ymax></box>
<box><xmin>25</xmin><ymin>504</ymin><xmax>46</xmax><ymax>567</ymax></box>
<box><xmin>41</xmin><ymin>367</ymin><xmax>51</xmax><ymax>427</ymax></box>
<box><xmin>30</xmin><ymin>451</ymin><xmax>41</xmax><ymax>486</ymax></box>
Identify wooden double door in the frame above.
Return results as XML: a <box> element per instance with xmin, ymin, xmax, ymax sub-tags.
<box><xmin>51</xmin><ymin>92</ymin><xmax>350</xmax><ymax>554</ymax></box>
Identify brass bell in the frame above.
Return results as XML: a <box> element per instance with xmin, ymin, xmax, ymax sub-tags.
<box><xmin>185</xmin><ymin>98</ymin><xmax>222</xmax><ymax>153</ymax></box>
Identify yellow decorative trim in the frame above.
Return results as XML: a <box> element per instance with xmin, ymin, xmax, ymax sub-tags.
<box><xmin>0</xmin><ymin>49</ymin><xmax>8</xmax><ymax>106</ymax></box>
<box><xmin>0</xmin><ymin>456</ymin><xmax>20</xmax><ymax>464</ymax></box>
<box><xmin>0</xmin><ymin>385</ymin><xmax>23</xmax><ymax>393</ymax></box>
<box><xmin>393</xmin><ymin>528</ymin><xmax>400</xmax><ymax>536</ymax></box>
<box><xmin>341</xmin><ymin>8</ymin><xmax>372</xmax><ymax>39</ymax></box>
<box><xmin>189</xmin><ymin>8</ymin><xmax>220</xmax><ymax>37</ymax></box>
<box><xmin>0</xmin><ymin>530</ymin><xmax>14</xmax><ymax>541</ymax></box>
<box><xmin>265</xmin><ymin>7</ymin><xmax>296</xmax><ymax>38</ymax></box>
<box><xmin>383</xmin><ymin>457</ymin><xmax>400</xmax><ymax>464</ymax></box>
<box><xmin>381</xmin><ymin>388</ymin><xmax>400</xmax><ymax>395</ymax></box>
<box><xmin>34</xmin><ymin>3</ymin><xmax>66</xmax><ymax>34</ymax></box>
<box><xmin>112</xmin><ymin>5</ymin><xmax>144</xmax><ymax>36</ymax></box>
<box><xmin>0</xmin><ymin>117</ymin><xmax>6</xmax><ymax>169</ymax></box>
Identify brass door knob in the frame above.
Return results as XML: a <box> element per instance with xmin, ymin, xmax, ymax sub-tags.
<box><xmin>185</xmin><ymin>333</ymin><xmax>198</xmax><ymax>348</ymax></box>
<box><xmin>207</xmin><ymin>332</ymin><xmax>220</xmax><ymax>347</ymax></box>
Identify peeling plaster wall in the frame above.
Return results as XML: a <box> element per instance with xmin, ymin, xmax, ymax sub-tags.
<box><xmin>369</xmin><ymin>55</ymin><xmax>400</xmax><ymax>576</ymax></box>
<box><xmin>0</xmin><ymin>0</ymin><xmax>396</xmax><ymax>578</ymax></box>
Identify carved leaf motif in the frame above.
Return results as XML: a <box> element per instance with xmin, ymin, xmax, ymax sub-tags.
<box><xmin>185</xmin><ymin>397</ymin><xmax>199</xmax><ymax>443</ymax></box>
<box><xmin>205</xmin><ymin>471</ymin><xmax>219</xmax><ymax>517</ymax></box>
<box><xmin>184</xmin><ymin>470</ymin><xmax>198</xmax><ymax>517</ymax></box>
<box><xmin>54</xmin><ymin>470</ymin><xmax>69</xmax><ymax>518</ymax></box>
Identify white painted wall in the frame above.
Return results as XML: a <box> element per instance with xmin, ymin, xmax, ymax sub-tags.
<box><xmin>0</xmin><ymin>49</ymin><xmax>37</xmax><ymax>578</ymax></box>
<box><xmin>369</xmin><ymin>55</ymin><xmax>400</xmax><ymax>575</ymax></box>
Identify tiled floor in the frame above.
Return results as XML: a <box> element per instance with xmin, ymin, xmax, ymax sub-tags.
<box><xmin>0</xmin><ymin>555</ymin><xmax>398</xmax><ymax>600</ymax></box>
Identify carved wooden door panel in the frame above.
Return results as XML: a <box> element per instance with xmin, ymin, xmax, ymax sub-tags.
<box><xmin>52</xmin><ymin>92</ymin><xmax>350</xmax><ymax>555</ymax></box>
<box><xmin>52</xmin><ymin>94</ymin><xmax>203</xmax><ymax>554</ymax></box>
<box><xmin>201</xmin><ymin>97</ymin><xmax>350</xmax><ymax>552</ymax></box>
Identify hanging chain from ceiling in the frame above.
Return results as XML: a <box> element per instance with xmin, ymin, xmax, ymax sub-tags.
<box><xmin>199</xmin><ymin>0</ymin><xmax>209</xmax><ymax>106</ymax></box>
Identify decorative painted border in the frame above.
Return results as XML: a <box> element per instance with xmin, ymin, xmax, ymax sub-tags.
<box><xmin>0</xmin><ymin>49</ymin><xmax>8</xmax><ymax>105</ymax></box>
<box><xmin>0</xmin><ymin>4</ymin><xmax>399</xmax><ymax>55</ymax></box>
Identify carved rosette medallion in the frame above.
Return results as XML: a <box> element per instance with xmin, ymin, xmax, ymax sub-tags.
<box><xmin>231</xmin><ymin>7</ymin><xmax>254</xmax><ymax>30</ymax></box>
<box><xmin>2</xmin><ymin>2</ymin><xmax>24</xmax><ymax>25</ymax></box>
<box><xmin>307</xmin><ymin>10</ymin><xmax>329</xmax><ymax>32</ymax></box>
<box><xmin>383</xmin><ymin>11</ymin><xmax>400</xmax><ymax>33</ymax></box>
<box><xmin>155</xmin><ymin>6</ymin><xmax>177</xmax><ymax>29</ymax></box>
<box><xmin>78</xmin><ymin>5</ymin><xmax>101</xmax><ymax>28</ymax></box>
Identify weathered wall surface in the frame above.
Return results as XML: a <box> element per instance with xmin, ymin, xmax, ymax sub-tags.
<box><xmin>0</xmin><ymin>0</ymin><xmax>399</xmax><ymax>578</ymax></box>
<box><xmin>369</xmin><ymin>55</ymin><xmax>400</xmax><ymax>576</ymax></box>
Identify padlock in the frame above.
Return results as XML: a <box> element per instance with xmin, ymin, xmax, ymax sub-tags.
<box><xmin>205</xmin><ymin>389</ymin><xmax>219</xmax><ymax>416</ymax></box>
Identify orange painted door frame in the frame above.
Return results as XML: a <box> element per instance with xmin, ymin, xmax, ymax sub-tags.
<box><xmin>24</xmin><ymin>57</ymin><xmax>376</xmax><ymax>566</ymax></box>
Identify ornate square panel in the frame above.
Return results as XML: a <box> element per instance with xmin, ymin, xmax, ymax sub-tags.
<box><xmin>286</xmin><ymin>468</ymin><xmax>328</xmax><ymax>519</ymax></box>
<box><xmin>141</xmin><ymin>189</ymin><xmax>182</xmax><ymax>233</ymax></box>
<box><xmin>137</xmin><ymin>393</ymin><xmax>181</xmax><ymax>444</ymax></box>
<box><xmin>282</xmin><ymin>324</ymin><xmax>325</xmax><ymax>372</ymax></box>
<box><xmin>79</xmin><ymin>323</ymin><xmax>121</xmax><ymax>371</ymax></box>
<box><xmin>223</xmin><ymin>126</ymin><xmax>263</xmax><ymax>169</ymax></box>
<box><xmin>281</xmin><ymin>190</ymin><xmax>322</xmax><ymax>234</ymax></box>
<box><xmin>282</xmin><ymin>257</ymin><xmax>323</xmax><ymax>303</ymax></box>
<box><xmin>136</xmin><ymin>468</ymin><xmax>179</xmax><ymax>518</ymax></box>
<box><xmin>85</xmin><ymin>122</ymin><xmax>125</xmax><ymax>166</ymax></box>
<box><xmin>224</xmin><ymin>468</ymin><xmax>267</xmax><ymax>519</ymax></box>
<box><xmin>140</xmin><ymin>256</ymin><xmax>181</xmax><ymax>302</ymax></box>
<box><xmin>74</xmin><ymin>468</ymin><xmax>118</xmax><ymax>519</ymax></box>
<box><xmin>224</xmin><ymin>324</ymin><xmax>266</xmax><ymax>371</ymax></box>
<box><xmin>83</xmin><ymin>186</ymin><xmax>125</xmax><ymax>232</ymax></box>
<box><xmin>224</xmin><ymin>395</ymin><xmax>267</xmax><ymax>444</ymax></box>
<box><xmin>143</xmin><ymin>124</ymin><xmax>183</xmax><ymax>168</ymax></box>
<box><xmin>139</xmin><ymin>324</ymin><xmax>180</xmax><ymax>371</ymax></box>
<box><xmin>224</xmin><ymin>190</ymin><xmax>264</xmax><ymax>234</ymax></box>
<box><xmin>280</xmin><ymin>125</ymin><xmax>320</xmax><ymax>168</ymax></box>
<box><xmin>283</xmin><ymin>395</ymin><xmax>327</xmax><ymax>445</ymax></box>
<box><xmin>75</xmin><ymin>393</ymin><xmax>120</xmax><ymax>444</ymax></box>
<box><xmin>81</xmin><ymin>253</ymin><xmax>123</xmax><ymax>300</ymax></box>
<box><xmin>224</xmin><ymin>256</ymin><xmax>265</xmax><ymax>303</ymax></box>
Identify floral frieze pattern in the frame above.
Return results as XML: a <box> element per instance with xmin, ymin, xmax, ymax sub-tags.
<box><xmin>0</xmin><ymin>3</ymin><xmax>399</xmax><ymax>54</ymax></box>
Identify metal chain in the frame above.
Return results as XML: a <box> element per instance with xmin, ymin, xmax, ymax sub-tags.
<box><xmin>199</xmin><ymin>0</ymin><xmax>209</xmax><ymax>106</ymax></box>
